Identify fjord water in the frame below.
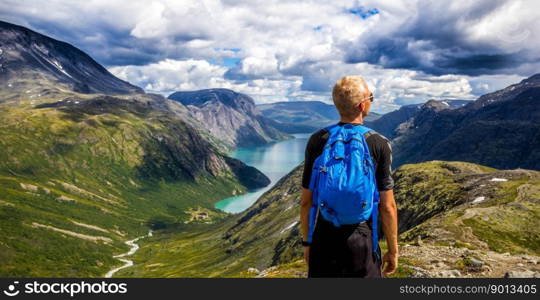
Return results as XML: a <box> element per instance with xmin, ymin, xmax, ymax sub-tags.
<box><xmin>215</xmin><ymin>133</ymin><xmax>312</xmax><ymax>213</ymax></box>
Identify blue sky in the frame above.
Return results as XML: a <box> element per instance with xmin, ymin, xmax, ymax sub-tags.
<box><xmin>1</xmin><ymin>0</ymin><xmax>538</xmax><ymax>113</ymax></box>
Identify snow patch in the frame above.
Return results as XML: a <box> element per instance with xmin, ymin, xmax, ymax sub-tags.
<box><xmin>441</xmin><ymin>101</ymin><xmax>449</xmax><ymax>106</ymax></box>
<box><xmin>472</xmin><ymin>196</ymin><xmax>485</xmax><ymax>204</ymax></box>
<box><xmin>490</xmin><ymin>178</ymin><xmax>508</xmax><ymax>182</ymax></box>
<box><xmin>280</xmin><ymin>221</ymin><xmax>299</xmax><ymax>234</ymax></box>
<box><xmin>36</xmin><ymin>49</ymin><xmax>73</xmax><ymax>79</ymax></box>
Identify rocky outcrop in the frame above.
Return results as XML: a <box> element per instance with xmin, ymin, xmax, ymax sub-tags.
<box><xmin>223</xmin><ymin>156</ymin><xmax>271</xmax><ymax>189</ymax></box>
<box><xmin>168</xmin><ymin>89</ymin><xmax>292</xmax><ymax>148</ymax></box>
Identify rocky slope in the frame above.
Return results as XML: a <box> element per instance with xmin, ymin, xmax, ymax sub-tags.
<box><xmin>0</xmin><ymin>20</ymin><xmax>270</xmax><ymax>277</ymax></box>
<box><xmin>365</xmin><ymin>100</ymin><xmax>471</xmax><ymax>139</ymax></box>
<box><xmin>258</xmin><ymin>100</ymin><xmax>381</xmax><ymax>133</ymax></box>
<box><xmin>377</xmin><ymin>75</ymin><xmax>540</xmax><ymax>171</ymax></box>
<box><xmin>168</xmin><ymin>89</ymin><xmax>292</xmax><ymax>148</ymax></box>
<box><xmin>365</xmin><ymin>104</ymin><xmax>422</xmax><ymax>139</ymax></box>
<box><xmin>394</xmin><ymin>161</ymin><xmax>540</xmax><ymax>277</ymax></box>
<box><xmin>0</xmin><ymin>20</ymin><xmax>142</xmax><ymax>98</ymax></box>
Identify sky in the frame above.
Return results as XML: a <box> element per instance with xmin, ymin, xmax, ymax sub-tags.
<box><xmin>1</xmin><ymin>0</ymin><xmax>539</xmax><ymax>113</ymax></box>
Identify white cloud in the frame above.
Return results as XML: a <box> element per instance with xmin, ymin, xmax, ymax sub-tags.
<box><xmin>1</xmin><ymin>0</ymin><xmax>538</xmax><ymax>113</ymax></box>
<box><xmin>110</xmin><ymin>58</ymin><xmax>301</xmax><ymax>104</ymax></box>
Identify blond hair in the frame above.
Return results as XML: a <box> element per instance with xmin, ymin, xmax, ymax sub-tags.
<box><xmin>332</xmin><ymin>76</ymin><xmax>370</xmax><ymax>119</ymax></box>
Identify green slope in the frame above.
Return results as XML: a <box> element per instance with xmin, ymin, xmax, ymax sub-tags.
<box><xmin>117</xmin><ymin>161</ymin><xmax>540</xmax><ymax>278</ymax></box>
<box><xmin>0</xmin><ymin>93</ymin><xmax>267</xmax><ymax>277</ymax></box>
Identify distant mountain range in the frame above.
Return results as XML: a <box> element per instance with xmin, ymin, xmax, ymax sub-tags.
<box><xmin>257</xmin><ymin>100</ymin><xmax>382</xmax><ymax>133</ymax></box>
<box><xmin>169</xmin><ymin>89</ymin><xmax>292</xmax><ymax>148</ymax></box>
<box><xmin>367</xmin><ymin>75</ymin><xmax>540</xmax><ymax>170</ymax></box>
<box><xmin>365</xmin><ymin>99</ymin><xmax>471</xmax><ymax>139</ymax></box>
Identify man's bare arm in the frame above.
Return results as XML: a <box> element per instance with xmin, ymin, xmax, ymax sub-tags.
<box><xmin>300</xmin><ymin>188</ymin><xmax>312</xmax><ymax>263</ymax></box>
<box><xmin>379</xmin><ymin>189</ymin><xmax>398</xmax><ymax>275</ymax></box>
<box><xmin>300</xmin><ymin>188</ymin><xmax>312</xmax><ymax>240</ymax></box>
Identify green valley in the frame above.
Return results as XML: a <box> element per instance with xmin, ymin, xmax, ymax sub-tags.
<box><xmin>115</xmin><ymin>161</ymin><xmax>540</xmax><ymax>278</ymax></box>
<box><xmin>0</xmin><ymin>92</ymin><xmax>269</xmax><ymax>277</ymax></box>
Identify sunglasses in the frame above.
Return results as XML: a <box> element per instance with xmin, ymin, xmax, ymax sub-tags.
<box><xmin>359</xmin><ymin>93</ymin><xmax>374</xmax><ymax>102</ymax></box>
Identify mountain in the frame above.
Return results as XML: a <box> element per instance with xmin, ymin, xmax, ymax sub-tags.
<box><xmin>365</xmin><ymin>104</ymin><xmax>422</xmax><ymax>139</ymax></box>
<box><xmin>114</xmin><ymin>160</ymin><xmax>540</xmax><ymax>278</ymax></box>
<box><xmin>257</xmin><ymin>100</ymin><xmax>382</xmax><ymax>133</ymax></box>
<box><xmin>389</xmin><ymin>75</ymin><xmax>540</xmax><ymax>170</ymax></box>
<box><xmin>0</xmin><ymin>20</ymin><xmax>142</xmax><ymax>97</ymax></box>
<box><xmin>0</xmin><ymin>20</ymin><xmax>270</xmax><ymax>277</ymax></box>
<box><xmin>365</xmin><ymin>100</ymin><xmax>471</xmax><ymax>139</ymax></box>
<box><xmin>169</xmin><ymin>89</ymin><xmax>292</xmax><ymax>148</ymax></box>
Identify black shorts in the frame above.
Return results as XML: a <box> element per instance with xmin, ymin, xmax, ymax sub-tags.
<box><xmin>308</xmin><ymin>217</ymin><xmax>382</xmax><ymax>278</ymax></box>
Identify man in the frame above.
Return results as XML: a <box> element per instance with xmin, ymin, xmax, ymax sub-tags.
<box><xmin>300</xmin><ymin>76</ymin><xmax>398</xmax><ymax>278</ymax></box>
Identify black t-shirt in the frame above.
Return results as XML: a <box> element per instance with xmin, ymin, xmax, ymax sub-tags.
<box><xmin>301</xmin><ymin>122</ymin><xmax>394</xmax><ymax>191</ymax></box>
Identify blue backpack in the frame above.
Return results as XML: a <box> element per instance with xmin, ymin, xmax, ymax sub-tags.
<box><xmin>307</xmin><ymin>123</ymin><xmax>380</xmax><ymax>257</ymax></box>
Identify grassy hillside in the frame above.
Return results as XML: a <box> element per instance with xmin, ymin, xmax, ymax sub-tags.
<box><xmin>117</xmin><ymin>161</ymin><xmax>540</xmax><ymax>278</ymax></box>
<box><xmin>0</xmin><ymin>93</ymin><xmax>266</xmax><ymax>277</ymax></box>
<box><xmin>397</xmin><ymin>161</ymin><xmax>540</xmax><ymax>255</ymax></box>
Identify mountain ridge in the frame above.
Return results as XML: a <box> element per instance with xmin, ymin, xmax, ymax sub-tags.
<box><xmin>169</xmin><ymin>89</ymin><xmax>292</xmax><ymax>148</ymax></box>
<box><xmin>0</xmin><ymin>20</ymin><xmax>142</xmax><ymax>96</ymax></box>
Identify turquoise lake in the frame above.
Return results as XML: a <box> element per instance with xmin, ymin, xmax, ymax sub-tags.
<box><xmin>215</xmin><ymin>133</ymin><xmax>312</xmax><ymax>213</ymax></box>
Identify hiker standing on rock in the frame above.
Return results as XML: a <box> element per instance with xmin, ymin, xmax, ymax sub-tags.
<box><xmin>300</xmin><ymin>76</ymin><xmax>398</xmax><ymax>278</ymax></box>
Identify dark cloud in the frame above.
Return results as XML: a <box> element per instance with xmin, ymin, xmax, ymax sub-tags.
<box><xmin>345</xmin><ymin>0</ymin><xmax>539</xmax><ymax>76</ymax></box>
<box><xmin>0</xmin><ymin>14</ymin><xmax>208</xmax><ymax>67</ymax></box>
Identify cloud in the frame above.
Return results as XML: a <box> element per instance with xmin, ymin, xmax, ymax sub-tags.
<box><xmin>109</xmin><ymin>58</ymin><xmax>301</xmax><ymax>104</ymax></box>
<box><xmin>345</xmin><ymin>0</ymin><xmax>540</xmax><ymax>76</ymax></box>
<box><xmin>0</xmin><ymin>0</ymin><xmax>538</xmax><ymax>113</ymax></box>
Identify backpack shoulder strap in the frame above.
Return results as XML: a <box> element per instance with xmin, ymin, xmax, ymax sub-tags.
<box><xmin>322</xmin><ymin>123</ymin><xmax>343</xmax><ymax>148</ymax></box>
<box><xmin>323</xmin><ymin>123</ymin><xmax>342</xmax><ymax>136</ymax></box>
<box><xmin>352</xmin><ymin>124</ymin><xmax>374</xmax><ymax>136</ymax></box>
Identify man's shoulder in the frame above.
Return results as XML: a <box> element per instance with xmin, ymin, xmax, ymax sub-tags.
<box><xmin>365</xmin><ymin>130</ymin><xmax>390</xmax><ymax>143</ymax></box>
<box><xmin>365</xmin><ymin>129</ymin><xmax>392</xmax><ymax>154</ymax></box>
<box><xmin>309</xmin><ymin>128</ymin><xmax>330</xmax><ymax>142</ymax></box>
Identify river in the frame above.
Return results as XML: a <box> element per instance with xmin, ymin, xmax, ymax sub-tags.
<box><xmin>215</xmin><ymin>133</ymin><xmax>312</xmax><ymax>213</ymax></box>
<box><xmin>104</xmin><ymin>230</ymin><xmax>153</xmax><ymax>278</ymax></box>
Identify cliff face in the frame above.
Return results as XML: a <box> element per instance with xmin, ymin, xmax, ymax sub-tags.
<box><xmin>169</xmin><ymin>89</ymin><xmax>292</xmax><ymax>148</ymax></box>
